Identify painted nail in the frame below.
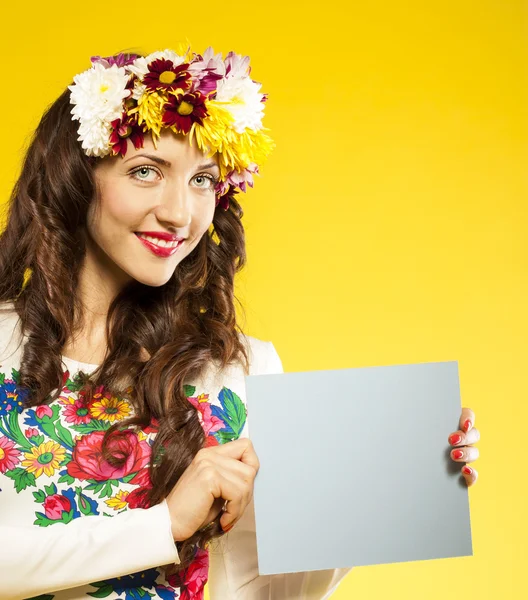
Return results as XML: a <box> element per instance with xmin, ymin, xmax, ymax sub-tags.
<box><xmin>449</xmin><ymin>434</ymin><xmax>462</xmax><ymax>445</ymax></box>
<box><xmin>464</xmin><ymin>419</ymin><xmax>472</xmax><ymax>432</ymax></box>
<box><xmin>462</xmin><ymin>466</ymin><xmax>472</xmax><ymax>475</ymax></box>
<box><xmin>222</xmin><ymin>522</ymin><xmax>234</xmax><ymax>533</ymax></box>
<box><xmin>452</xmin><ymin>450</ymin><xmax>464</xmax><ymax>459</ymax></box>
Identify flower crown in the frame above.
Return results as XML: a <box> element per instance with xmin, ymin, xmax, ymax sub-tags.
<box><xmin>68</xmin><ymin>45</ymin><xmax>274</xmax><ymax>210</ymax></box>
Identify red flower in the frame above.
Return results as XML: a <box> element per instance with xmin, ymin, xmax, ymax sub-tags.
<box><xmin>127</xmin><ymin>485</ymin><xmax>152</xmax><ymax>509</ymax></box>
<box><xmin>162</xmin><ymin>91</ymin><xmax>208</xmax><ymax>134</ymax></box>
<box><xmin>204</xmin><ymin>435</ymin><xmax>219</xmax><ymax>448</ymax></box>
<box><xmin>167</xmin><ymin>548</ymin><xmax>209</xmax><ymax>600</ymax></box>
<box><xmin>43</xmin><ymin>494</ymin><xmax>71</xmax><ymax>520</ymax></box>
<box><xmin>0</xmin><ymin>436</ymin><xmax>21</xmax><ymax>473</ymax></box>
<box><xmin>187</xmin><ymin>394</ymin><xmax>223</xmax><ymax>437</ymax></box>
<box><xmin>110</xmin><ymin>112</ymin><xmax>145</xmax><ymax>158</ymax></box>
<box><xmin>24</xmin><ymin>427</ymin><xmax>40</xmax><ymax>439</ymax></box>
<box><xmin>143</xmin><ymin>59</ymin><xmax>191</xmax><ymax>93</ymax></box>
<box><xmin>63</xmin><ymin>398</ymin><xmax>92</xmax><ymax>425</ymax></box>
<box><xmin>67</xmin><ymin>430</ymin><xmax>151</xmax><ymax>481</ymax></box>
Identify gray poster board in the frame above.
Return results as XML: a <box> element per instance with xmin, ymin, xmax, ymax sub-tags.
<box><xmin>245</xmin><ymin>361</ymin><xmax>473</xmax><ymax>575</ymax></box>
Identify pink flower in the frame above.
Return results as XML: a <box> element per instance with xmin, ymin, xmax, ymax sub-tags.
<box><xmin>43</xmin><ymin>494</ymin><xmax>71</xmax><ymax>520</ymax></box>
<box><xmin>24</xmin><ymin>427</ymin><xmax>40</xmax><ymax>439</ymax></box>
<box><xmin>188</xmin><ymin>395</ymin><xmax>224</xmax><ymax>437</ymax></box>
<box><xmin>0</xmin><ymin>436</ymin><xmax>21</xmax><ymax>473</ymax></box>
<box><xmin>35</xmin><ymin>405</ymin><xmax>53</xmax><ymax>419</ymax></box>
<box><xmin>63</xmin><ymin>399</ymin><xmax>92</xmax><ymax>425</ymax></box>
<box><xmin>67</xmin><ymin>430</ymin><xmax>151</xmax><ymax>481</ymax></box>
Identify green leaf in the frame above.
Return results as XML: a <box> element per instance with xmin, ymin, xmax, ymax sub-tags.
<box><xmin>6</xmin><ymin>468</ymin><xmax>36</xmax><ymax>493</ymax></box>
<box><xmin>55</xmin><ymin>420</ymin><xmax>74</xmax><ymax>449</ymax></box>
<box><xmin>58</xmin><ymin>472</ymin><xmax>75</xmax><ymax>485</ymax></box>
<box><xmin>25</xmin><ymin>594</ymin><xmax>54</xmax><ymax>600</ymax></box>
<box><xmin>11</xmin><ymin>368</ymin><xmax>20</xmax><ymax>384</ymax></box>
<box><xmin>44</xmin><ymin>483</ymin><xmax>58</xmax><ymax>496</ymax></box>
<box><xmin>219</xmin><ymin>388</ymin><xmax>247</xmax><ymax>435</ymax></box>
<box><xmin>214</xmin><ymin>430</ymin><xmax>238</xmax><ymax>444</ymax></box>
<box><xmin>87</xmin><ymin>585</ymin><xmax>114</xmax><ymax>598</ymax></box>
<box><xmin>0</xmin><ymin>373</ymin><xmax>5</xmax><ymax>385</ymax></box>
<box><xmin>77</xmin><ymin>491</ymin><xmax>95</xmax><ymax>516</ymax></box>
<box><xmin>84</xmin><ymin>481</ymin><xmax>105</xmax><ymax>493</ymax></box>
<box><xmin>121</xmin><ymin>472</ymin><xmax>137</xmax><ymax>483</ymax></box>
<box><xmin>62</xmin><ymin>509</ymin><xmax>74</xmax><ymax>524</ymax></box>
<box><xmin>32</xmin><ymin>435</ymin><xmax>45</xmax><ymax>446</ymax></box>
<box><xmin>33</xmin><ymin>512</ymin><xmax>53</xmax><ymax>527</ymax></box>
<box><xmin>32</xmin><ymin>490</ymin><xmax>46</xmax><ymax>503</ymax></box>
<box><xmin>184</xmin><ymin>384</ymin><xmax>196</xmax><ymax>397</ymax></box>
<box><xmin>72</xmin><ymin>420</ymin><xmax>110</xmax><ymax>434</ymax></box>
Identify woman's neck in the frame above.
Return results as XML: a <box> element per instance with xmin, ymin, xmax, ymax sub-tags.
<box><xmin>62</xmin><ymin>240</ymin><xmax>130</xmax><ymax>364</ymax></box>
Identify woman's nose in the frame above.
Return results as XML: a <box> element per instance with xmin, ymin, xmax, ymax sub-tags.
<box><xmin>155</xmin><ymin>183</ymin><xmax>192</xmax><ymax>227</ymax></box>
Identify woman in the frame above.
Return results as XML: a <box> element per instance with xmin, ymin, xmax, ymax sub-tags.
<box><xmin>0</xmin><ymin>46</ymin><xmax>480</xmax><ymax>599</ymax></box>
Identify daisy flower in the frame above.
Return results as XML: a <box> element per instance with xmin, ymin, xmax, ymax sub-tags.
<box><xmin>90</xmin><ymin>393</ymin><xmax>131</xmax><ymax>422</ymax></box>
<box><xmin>21</xmin><ymin>440</ymin><xmax>66</xmax><ymax>478</ymax></box>
<box><xmin>0</xmin><ymin>436</ymin><xmax>21</xmax><ymax>473</ymax></box>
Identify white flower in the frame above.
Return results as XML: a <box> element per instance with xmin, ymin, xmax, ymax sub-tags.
<box><xmin>126</xmin><ymin>49</ymin><xmax>186</xmax><ymax>82</ymax></box>
<box><xmin>68</xmin><ymin>62</ymin><xmax>130</xmax><ymax>123</ymax></box>
<box><xmin>215</xmin><ymin>75</ymin><xmax>265</xmax><ymax>133</ymax></box>
<box><xmin>68</xmin><ymin>62</ymin><xmax>131</xmax><ymax>156</ymax></box>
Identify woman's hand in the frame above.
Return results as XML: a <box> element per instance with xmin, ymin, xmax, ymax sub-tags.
<box><xmin>448</xmin><ymin>407</ymin><xmax>480</xmax><ymax>486</ymax></box>
<box><xmin>165</xmin><ymin>437</ymin><xmax>259</xmax><ymax>542</ymax></box>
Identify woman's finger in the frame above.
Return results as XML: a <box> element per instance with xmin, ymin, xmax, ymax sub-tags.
<box><xmin>459</xmin><ymin>407</ymin><xmax>476</xmax><ymax>433</ymax></box>
<box><xmin>214</xmin><ymin>466</ymin><xmax>253</xmax><ymax>532</ymax></box>
<box><xmin>206</xmin><ymin>437</ymin><xmax>260</xmax><ymax>471</ymax></box>
<box><xmin>461</xmin><ymin>465</ymin><xmax>479</xmax><ymax>487</ymax></box>
<box><xmin>451</xmin><ymin>445</ymin><xmax>479</xmax><ymax>463</ymax></box>
<box><xmin>448</xmin><ymin>427</ymin><xmax>480</xmax><ymax>447</ymax></box>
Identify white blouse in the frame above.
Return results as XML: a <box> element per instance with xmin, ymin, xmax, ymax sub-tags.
<box><xmin>0</xmin><ymin>304</ymin><xmax>351</xmax><ymax>598</ymax></box>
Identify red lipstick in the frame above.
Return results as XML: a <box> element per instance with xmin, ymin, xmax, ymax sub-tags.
<box><xmin>135</xmin><ymin>233</ymin><xmax>184</xmax><ymax>258</ymax></box>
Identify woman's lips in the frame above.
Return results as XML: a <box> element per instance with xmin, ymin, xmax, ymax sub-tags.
<box><xmin>135</xmin><ymin>233</ymin><xmax>183</xmax><ymax>258</ymax></box>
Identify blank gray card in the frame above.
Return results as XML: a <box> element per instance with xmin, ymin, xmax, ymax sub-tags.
<box><xmin>245</xmin><ymin>361</ymin><xmax>473</xmax><ymax>575</ymax></box>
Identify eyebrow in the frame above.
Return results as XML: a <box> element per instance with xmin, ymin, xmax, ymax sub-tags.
<box><xmin>124</xmin><ymin>153</ymin><xmax>219</xmax><ymax>171</ymax></box>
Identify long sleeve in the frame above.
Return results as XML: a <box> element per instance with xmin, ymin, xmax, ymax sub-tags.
<box><xmin>208</xmin><ymin>340</ymin><xmax>352</xmax><ymax>599</ymax></box>
<box><xmin>0</xmin><ymin>499</ymin><xmax>180</xmax><ymax>600</ymax></box>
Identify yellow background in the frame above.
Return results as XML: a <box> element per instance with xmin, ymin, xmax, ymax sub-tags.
<box><xmin>1</xmin><ymin>1</ymin><xmax>525</xmax><ymax>598</ymax></box>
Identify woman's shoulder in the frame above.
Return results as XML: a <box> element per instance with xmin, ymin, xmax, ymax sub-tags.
<box><xmin>237</xmin><ymin>331</ymin><xmax>284</xmax><ymax>376</ymax></box>
<box><xmin>0</xmin><ymin>300</ymin><xmax>24</xmax><ymax>365</ymax></box>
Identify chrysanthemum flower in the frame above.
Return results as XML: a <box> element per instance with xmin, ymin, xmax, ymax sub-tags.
<box><xmin>109</xmin><ymin>112</ymin><xmax>146</xmax><ymax>157</ymax></box>
<box><xmin>128</xmin><ymin>90</ymin><xmax>166</xmax><ymax>140</ymax></box>
<box><xmin>163</xmin><ymin>91</ymin><xmax>208</xmax><ymax>135</ymax></box>
<box><xmin>143</xmin><ymin>59</ymin><xmax>192</xmax><ymax>94</ymax></box>
<box><xmin>21</xmin><ymin>440</ymin><xmax>66</xmax><ymax>478</ymax></box>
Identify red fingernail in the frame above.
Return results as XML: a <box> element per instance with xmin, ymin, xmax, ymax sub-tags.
<box><xmin>452</xmin><ymin>450</ymin><xmax>464</xmax><ymax>459</ymax></box>
<box><xmin>462</xmin><ymin>466</ymin><xmax>472</xmax><ymax>475</ymax></box>
<box><xmin>464</xmin><ymin>419</ymin><xmax>472</xmax><ymax>432</ymax></box>
<box><xmin>449</xmin><ymin>434</ymin><xmax>462</xmax><ymax>445</ymax></box>
<box><xmin>222</xmin><ymin>522</ymin><xmax>234</xmax><ymax>533</ymax></box>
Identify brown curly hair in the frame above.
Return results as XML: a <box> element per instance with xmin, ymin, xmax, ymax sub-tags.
<box><xmin>0</xmin><ymin>62</ymin><xmax>251</xmax><ymax>570</ymax></box>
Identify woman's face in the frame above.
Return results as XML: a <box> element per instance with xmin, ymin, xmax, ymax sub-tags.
<box><xmin>88</xmin><ymin>130</ymin><xmax>219</xmax><ymax>288</ymax></box>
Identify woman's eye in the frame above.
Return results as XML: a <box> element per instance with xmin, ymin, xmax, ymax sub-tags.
<box><xmin>192</xmin><ymin>174</ymin><xmax>218</xmax><ymax>190</ymax></box>
<box><xmin>129</xmin><ymin>166</ymin><xmax>160</xmax><ymax>183</ymax></box>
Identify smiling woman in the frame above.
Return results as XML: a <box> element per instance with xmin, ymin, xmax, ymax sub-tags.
<box><xmin>88</xmin><ymin>132</ymin><xmax>220</xmax><ymax>287</ymax></box>
<box><xmin>0</xmin><ymin>46</ymin><xmax>352</xmax><ymax>600</ymax></box>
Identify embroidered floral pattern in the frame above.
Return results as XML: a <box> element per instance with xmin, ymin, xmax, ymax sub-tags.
<box><xmin>0</xmin><ymin>367</ymin><xmax>248</xmax><ymax>598</ymax></box>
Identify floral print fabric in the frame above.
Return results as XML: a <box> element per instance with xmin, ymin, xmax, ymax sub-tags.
<box><xmin>0</xmin><ymin>365</ymin><xmax>248</xmax><ymax>599</ymax></box>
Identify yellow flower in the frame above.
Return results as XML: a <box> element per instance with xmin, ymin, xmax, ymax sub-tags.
<box><xmin>189</xmin><ymin>100</ymin><xmax>275</xmax><ymax>180</ymax></box>
<box><xmin>105</xmin><ymin>490</ymin><xmax>130</xmax><ymax>510</ymax></box>
<box><xmin>128</xmin><ymin>90</ymin><xmax>166</xmax><ymax>139</ymax></box>
<box><xmin>90</xmin><ymin>396</ymin><xmax>131</xmax><ymax>422</ymax></box>
<box><xmin>21</xmin><ymin>441</ymin><xmax>66</xmax><ymax>478</ymax></box>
